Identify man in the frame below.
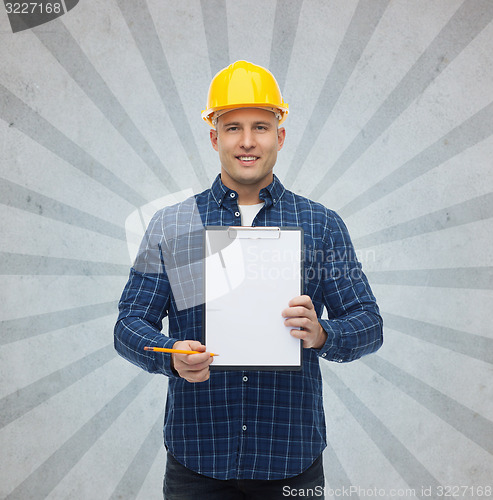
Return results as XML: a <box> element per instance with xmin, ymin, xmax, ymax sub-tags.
<box><xmin>114</xmin><ymin>60</ymin><xmax>383</xmax><ymax>499</ymax></box>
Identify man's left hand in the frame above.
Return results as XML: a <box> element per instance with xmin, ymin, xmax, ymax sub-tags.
<box><xmin>282</xmin><ymin>295</ymin><xmax>328</xmax><ymax>349</ymax></box>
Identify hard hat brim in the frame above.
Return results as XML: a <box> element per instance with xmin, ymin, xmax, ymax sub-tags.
<box><xmin>201</xmin><ymin>103</ymin><xmax>289</xmax><ymax>127</ymax></box>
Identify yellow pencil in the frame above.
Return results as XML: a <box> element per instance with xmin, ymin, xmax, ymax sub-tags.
<box><xmin>144</xmin><ymin>346</ymin><xmax>219</xmax><ymax>357</ymax></box>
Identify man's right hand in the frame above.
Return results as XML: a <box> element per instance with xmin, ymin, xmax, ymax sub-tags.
<box><xmin>171</xmin><ymin>340</ymin><xmax>213</xmax><ymax>383</ymax></box>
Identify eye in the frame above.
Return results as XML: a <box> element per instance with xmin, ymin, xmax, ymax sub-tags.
<box><xmin>226</xmin><ymin>126</ymin><xmax>239</xmax><ymax>132</ymax></box>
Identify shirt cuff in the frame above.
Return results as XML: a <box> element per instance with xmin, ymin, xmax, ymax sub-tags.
<box><xmin>315</xmin><ymin>319</ymin><xmax>349</xmax><ymax>363</ymax></box>
<box><xmin>148</xmin><ymin>337</ymin><xmax>182</xmax><ymax>378</ymax></box>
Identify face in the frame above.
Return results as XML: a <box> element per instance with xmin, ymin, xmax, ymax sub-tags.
<box><xmin>210</xmin><ymin>108</ymin><xmax>286</xmax><ymax>198</ymax></box>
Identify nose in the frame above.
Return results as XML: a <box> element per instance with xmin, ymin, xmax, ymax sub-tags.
<box><xmin>240</xmin><ymin>129</ymin><xmax>256</xmax><ymax>150</ymax></box>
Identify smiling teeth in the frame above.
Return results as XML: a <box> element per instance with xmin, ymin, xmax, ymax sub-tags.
<box><xmin>238</xmin><ymin>156</ymin><xmax>257</xmax><ymax>160</ymax></box>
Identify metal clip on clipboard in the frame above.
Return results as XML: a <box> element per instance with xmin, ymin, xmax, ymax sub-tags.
<box><xmin>227</xmin><ymin>226</ymin><xmax>281</xmax><ymax>239</ymax></box>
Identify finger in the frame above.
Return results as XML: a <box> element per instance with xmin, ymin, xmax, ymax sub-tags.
<box><xmin>174</xmin><ymin>359</ymin><xmax>211</xmax><ymax>382</ymax></box>
<box><xmin>289</xmin><ymin>328</ymin><xmax>320</xmax><ymax>349</ymax></box>
<box><xmin>177</xmin><ymin>352</ymin><xmax>213</xmax><ymax>367</ymax></box>
<box><xmin>284</xmin><ymin>317</ymin><xmax>312</xmax><ymax>330</ymax></box>
<box><xmin>173</xmin><ymin>340</ymin><xmax>207</xmax><ymax>352</ymax></box>
<box><xmin>282</xmin><ymin>305</ymin><xmax>302</xmax><ymax>317</ymax></box>
<box><xmin>283</xmin><ymin>307</ymin><xmax>310</xmax><ymax>318</ymax></box>
<box><xmin>288</xmin><ymin>295</ymin><xmax>313</xmax><ymax>308</ymax></box>
<box><xmin>188</xmin><ymin>351</ymin><xmax>213</xmax><ymax>363</ymax></box>
<box><xmin>187</xmin><ymin>341</ymin><xmax>207</xmax><ymax>352</ymax></box>
<box><xmin>282</xmin><ymin>305</ymin><xmax>313</xmax><ymax>319</ymax></box>
<box><xmin>289</xmin><ymin>328</ymin><xmax>310</xmax><ymax>346</ymax></box>
<box><xmin>289</xmin><ymin>327</ymin><xmax>305</xmax><ymax>337</ymax></box>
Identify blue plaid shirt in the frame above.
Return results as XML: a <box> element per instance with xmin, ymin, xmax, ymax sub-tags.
<box><xmin>114</xmin><ymin>174</ymin><xmax>382</xmax><ymax>480</ymax></box>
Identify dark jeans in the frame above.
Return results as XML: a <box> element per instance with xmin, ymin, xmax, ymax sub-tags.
<box><xmin>163</xmin><ymin>452</ymin><xmax>325</xmax><ymax>500</ymax></box>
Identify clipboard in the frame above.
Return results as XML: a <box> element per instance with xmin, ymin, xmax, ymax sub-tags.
<box><xmin>203</xmin><ymin>226</ymin><xmax>303</xmax><ymax>370</ymax></box>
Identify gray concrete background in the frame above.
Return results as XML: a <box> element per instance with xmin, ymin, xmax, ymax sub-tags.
<box><xmin>1</xmin><ymin>1</ymin><xmax>492</xmax><ymax>499</ymax></box>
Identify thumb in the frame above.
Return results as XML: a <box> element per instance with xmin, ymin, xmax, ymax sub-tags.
<box><xmin>186</xmin><ymin>340</ymin><xmax>206</xmax><ymax>352</ymax></box>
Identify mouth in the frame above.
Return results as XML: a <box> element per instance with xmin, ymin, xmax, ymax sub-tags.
<box><xmin>236</xmin><ymin>155</ymin><xmax>259</xmax><ymax>165</ymax></box>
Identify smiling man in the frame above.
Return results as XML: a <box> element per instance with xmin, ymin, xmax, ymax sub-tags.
<box><xmin>210</xmin><ymin>107</ymin><xmax>285</xmax><ymax>203</ymax></box>
<box><xmin>114</xmin><ymin>61</ymin><xmax>383</xmax><ymax>499</ymax></box>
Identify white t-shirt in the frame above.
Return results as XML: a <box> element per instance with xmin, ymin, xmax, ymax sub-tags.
<box><xmin>238</xmin><ymin>202</ymin><xmax>265</xmax><ymax>226</ymax></box>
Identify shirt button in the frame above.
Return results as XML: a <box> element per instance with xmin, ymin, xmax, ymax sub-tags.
<box><xmin>243</xmin><ymin>376</ymin><xmax>248</xmax><ymax>382</ymax></box>
<box><xmin>229</xmin><ymin>192</ymin><xmax>236</xmax><ymax>198</ymax></box>
<box><xmin>235</xmin><ymin>211</ymin><xmax>240</xmax><ymax>217</ymax></box>
<box><xmin>321</xmin><ymin>353</ymin><xmax>327</xmax><ymax>358</ymax></box>
<box><xmin>242</xmin><ymin>425</ymin><xmax>247</xmax><ymax>431</ymax></box>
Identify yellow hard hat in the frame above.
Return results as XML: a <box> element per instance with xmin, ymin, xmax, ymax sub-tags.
<box><xmin>201</xmin><ymin>60</ymin><xmax>289</xmax><ymax>127</ymax></box>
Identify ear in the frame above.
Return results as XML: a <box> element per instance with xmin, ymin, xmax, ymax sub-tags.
<box><xmin>210</xmin><ymin>129</ymin><xmax>219</xmax><ymax>151</ymax></box>
<box><xmin>277</xmin><ymin>127</ymin><xmax>286</xmax><ymax>151</ymax></box>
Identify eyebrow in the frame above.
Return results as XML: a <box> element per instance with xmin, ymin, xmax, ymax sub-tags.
<box><xmin>221</xmin><ymin>120</ymin><xmax>273</xmax><ymax>127</ymax></box>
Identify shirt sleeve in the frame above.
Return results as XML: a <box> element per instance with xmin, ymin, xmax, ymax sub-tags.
<box><xmin>315</xmin><ymin>210</ymin><xmax>383</xmax><ymax>363</ymax></box>
<box><xmin>113</xmin><ymin>212</ymin><xmax>180</xmax><ymax>378</ymax></box>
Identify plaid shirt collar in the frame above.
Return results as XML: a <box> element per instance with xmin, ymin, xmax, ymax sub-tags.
<box><xmin>210</xmin><ymin>173</ymin><xmax>286</xmax><ymax>209</ymax></box>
